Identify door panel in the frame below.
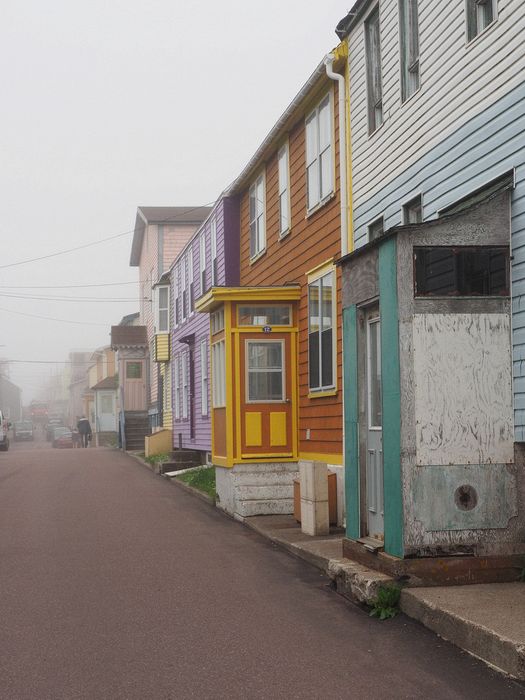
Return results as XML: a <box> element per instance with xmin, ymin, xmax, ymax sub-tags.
<box><xmin>239</xmin><ymin>334</ymin><xmax>293</xmax><ymax>457</ymax></box>
<box><xmin>366</xmin><ymin>315</ymin><xmax>384</xmax><ymax>539</ymax></box>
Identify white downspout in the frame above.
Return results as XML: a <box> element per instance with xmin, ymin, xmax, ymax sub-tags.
<box><xmin>324</xmin><ymin>53</ymin><xmax>348</xmax><ymax>257</ymax></box>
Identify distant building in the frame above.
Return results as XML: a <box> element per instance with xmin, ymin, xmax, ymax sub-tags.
<box><xmin>0</xmin><ymin>376</ymin><xmax>22</xmax><ymax>422</ymax></box>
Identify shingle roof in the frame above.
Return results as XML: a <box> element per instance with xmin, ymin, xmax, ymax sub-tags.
<box><xmin>111</xmin><ymin>325</ymin><xmax>148</xmax><ymax>348</ymax></box>
<box><xmin>91</xmin><ymin>375</ymin><xmax>119</xmax><ymax>391</ymax></box>
<box><xmin>130</xmin><ymin>206</ymin><xmax>212</xmax><ymax>266</ymax></box>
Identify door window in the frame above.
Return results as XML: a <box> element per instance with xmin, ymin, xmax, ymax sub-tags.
<box><xmin>246</xmin><ymin>341</ymin><xmax>284</xmax><ymax>402</ymax></box>
<box><xmin>367</xmin><ymin>318</ymin><xmax>382</xmax><ymax>428</ymax></box>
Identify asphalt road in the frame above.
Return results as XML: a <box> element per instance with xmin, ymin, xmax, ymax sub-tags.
<box><xmin>1</xmin><ymin>440</ymin><xmax>523</xmax><ymax>700</ymax></box>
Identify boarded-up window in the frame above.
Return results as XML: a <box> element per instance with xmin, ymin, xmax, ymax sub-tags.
<box><xmin>414</xmin><ymin>246</ymin><xmax>509</xmax><ymax>296</ymax></box>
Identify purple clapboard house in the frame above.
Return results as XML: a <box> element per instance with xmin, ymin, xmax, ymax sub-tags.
<box><xmin>170</xmin><ymin>195</ymin><xmax>240</xmax><ymax>464</ymax></box>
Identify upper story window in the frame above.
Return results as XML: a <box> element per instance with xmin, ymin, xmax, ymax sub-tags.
<box><xmin>399</xmin><ymin>0</ymin><xmax>420</xmax><ymax>102</ymax></box>
<box><xmin>238</xmin><ymin>305</ymin><xmax>291</xmax><ymax>326</ymax></box>
<box><xmin>181</xmin><ymin>255</ymin><xmax>188</xmax><ymax>321</ymax></box>
<box><xmin>278</xmin><ymin>142</ymin><xmax>290</xmax><ymax>236</ymax></box>
<box><xmin>155</xmin><ymin>285</ymin><xmax>170</xmax><ymax>333</ymax></box>
<box><xmin>249</xmin><ymin>173</ymin><xmax>266</xmax><ymax>259</ymax></box>
<box><xmin>306</xmin><ymin>94</ymin><xmax>333</xmax><ymax>211</ymax></box>
<box><xmin>414</xmin><ymin>246</ymin><xmax>509</xmax><ymax>296</ymax></box>
<box><xmin>308</xmin><ymin>267</ymin><xmax>336</xmax><ymax>393</ymax></box>
<box><xmin>211</xmin><ymin>308</ymin><xmax>225</xmax><ymax>334</ymax></box>
<box><xmin>199</xmin><ymin>230</ymin><xmax>207</xmax><ymax>295</ymax></box>
<box><xmin>174</xmin><ymin>265</ymin><xmax>180</xmax><ymax>327</ymax></box>
<box><xmin>466</xmin><ymin>0</ymin><xmax>497</xmax><ymax>42</ymax></box>
<box><xmin>365</xmin><ymin>6</ymin><xmax>383</xmax><ymax>133</ymax></box>
<box><xmin>211</xmin><ymin>217</ymin><xmax>218</xmax><ymax>285</ymax></box>
<box><xmin>188</xmin><ymin>247</ymin><xmax>194</xmax><ymax>314</ymax></box>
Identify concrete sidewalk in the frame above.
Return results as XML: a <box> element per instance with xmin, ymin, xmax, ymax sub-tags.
<box><xmin>242</xmin><ymin>514</ymin><xmax>525</xmax><ymax>681</ymax></box>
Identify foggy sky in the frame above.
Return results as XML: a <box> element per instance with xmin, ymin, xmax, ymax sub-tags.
<box><xmin>0</xmin><ymin>0</ymin><xmax>347</xmax><ymax>402</ymax></box>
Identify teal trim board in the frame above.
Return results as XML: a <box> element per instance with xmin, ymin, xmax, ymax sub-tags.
<box><xmin>378</xmin><ymin>239</ymin><xmax>404</xmax><ymax>558</ymax></box>
<box><xmin>343</xmin><ymin>305</ymin><xmax>360</xmax><ymax>540</ymax></box>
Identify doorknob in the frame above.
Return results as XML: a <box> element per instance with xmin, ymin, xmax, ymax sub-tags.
<box><xmin>285</xmin><ymin>398</ymin><xmax>291</xmax><ymax>403</ymax></box>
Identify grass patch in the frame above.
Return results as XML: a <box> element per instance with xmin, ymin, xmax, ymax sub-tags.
<box><xmin>177</xmin><ymin>467</ymin><xmax>215</xmax><ymax>500</ymax></box>
<box><xmin>144</xmin><ymin>452</ymin><xmax>171</xmax><ymax>467</ymax></box>
<box><xmin>369</xmin><ymin>584</ymin><xmax>402</xmax><ymax>620</ymax></box>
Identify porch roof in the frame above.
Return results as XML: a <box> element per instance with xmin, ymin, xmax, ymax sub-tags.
<box><xmin>195</xmin><ymin>286</ymin><xmax>302</xmax><ymax>313</ymax></box>
<box><xmin>110</xmin><ymin>325</ymin><xmax>148</xmax><ymax>348</ymax></box>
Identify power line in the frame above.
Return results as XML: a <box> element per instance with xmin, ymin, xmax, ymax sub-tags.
<box><xmin>0</xmin><ymin>280</ymin><xmax>140</xmax><ymax>289</ymax></box>
<box><xmin>0</xmin><ymin>203</ymin><xmax>214</xmax><ymax>270</ymax></box>
<box><xmin>0</xmin><ymin>306</ymin><xmax>108</xmax><ymax>326</ymax></box>
<box><xmin>0</xmin><ymin>292</ymin><xmax>140</xmax><ymax>302</ymax></box>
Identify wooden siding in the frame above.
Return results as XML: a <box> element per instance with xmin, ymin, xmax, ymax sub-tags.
<box><xmin>348</xmin><ymin>0</ymin><xmax>525</xmax><ymax>236</ymax></box>
<box><xmin>239</xmin><ymin>83</ymin><xmax>344</xmax><ymax>461</ymax></box>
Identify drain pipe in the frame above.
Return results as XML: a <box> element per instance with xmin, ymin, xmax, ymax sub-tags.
<box><xmin>324</xmin><ymin>53</ymin><xmax>348</xmax><ymax>257</ymax></box>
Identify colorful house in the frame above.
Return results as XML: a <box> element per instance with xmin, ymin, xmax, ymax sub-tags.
<box><xmin>169</xmin><ymin>195</ymin><xmax>240</xmax><ymax>465</ymax></box>
<box><xmin>335</xmin><ymin>0</ymin><xmax>525</xmax><ymax>579</ymax></box>
<box><xmin>130</xmin><ymin>206</ymin><xmax>211</xmax><ymax>433</ymax></box>
<box><xmin>196</xmin><ymin>44</ymin><xmax>350</xmax><ymax>521</ymax></box>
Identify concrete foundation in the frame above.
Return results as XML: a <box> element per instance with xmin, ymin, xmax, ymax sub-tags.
<box><xmin>299</xmin><ymin>461</ymin><xmax>329</xmax><ymax>536</ymax></box>
<box><xmin>215</xmin><ymin>462</ymin><xmax>299</xmax><ymax>519</ymax></box>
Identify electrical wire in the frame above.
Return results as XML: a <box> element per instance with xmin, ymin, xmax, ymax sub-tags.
<box><xmin>0</xmin><ymin>281</ymin><xmax>140</xmax><ymax>289</ymax></box>
<box><xmin>0</xmin><ymin>292</ymin><xmax>140</xmax><ymax>302</ymax></box>
<box><xmin>0</xmin><ymin>306</ymin><xmax>108</xmax><ymax>326</ymax></box>
<box><xmin>0</xmin><ymin>203</ymin><xmax>214</xmax><ymax>270</ymax></box>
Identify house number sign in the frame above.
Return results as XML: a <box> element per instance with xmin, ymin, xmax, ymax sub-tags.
<box><xmin>262</xmin><ymin>326</ymin><xmax>272</xmax><ymax>334</ymax></box>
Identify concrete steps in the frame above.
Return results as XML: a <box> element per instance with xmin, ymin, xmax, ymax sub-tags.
<box><xmin>124</xmin><ymin>411</ymin><xmax>150</xmax><ymax>451</ymax></box>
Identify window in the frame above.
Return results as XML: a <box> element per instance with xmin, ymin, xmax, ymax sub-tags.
<box><xmin>174</xmin><ymin>265</ymin><xmax>180</xmax><ymax>327</ymax></box>
<box><xmin>163</xmin><ymin>367</ymin><xmax>171</xmax><ymax>413</ymax></box>
<box><xmin>308</xmin><ymin>270</ymin><xmax>335</xmax><ymax>391</ymax></box>
<box><xmin>238</xmin><ymin>305</ymin><xmax>291</xmax><ymax>326</ymax></box>
<box><xmin>368</xmin><ymin>217</ymin><xmax>384</xmax><ymax>241</ymax></box>
<box><xmin>414</xmin><ymin>246</ymin><xmax>509</xmax><ymax>296</ymax></box>
<box><xmin>246</xmin><ymin>341</ymin><xmax>284</xmax><ymax>402</ymax></box>
<box><xmin>365</xmin><ymin>7</ymin><xmax>383</xmax><ymax>133</ymax></box>
<box><xmin>181</xmin><ymin>255</ymin><xmax>187</xmax><ymax>321</ymax></box>
<box><xmin>403</xmin><ymin>196</ymin><xmax>422</xmax><ymax>224</ymax></box>
<box><xmin>199</xmin><ymin>231</ymin><xmax>207</xmax><ymax>294</ymax></box>
<box><xmin>155</xmin><ymin>285</ymin><xmax>169</xmax><ymax>333</ymax></box>
<box><xmin>212</xmin><ymin>340</ymin><xmax>226</xmax><ymax>407</ymax></box>
<box><xmin>249</xmin><ymin>173</ymin><xmax>266</xmax><ymax>259</ymax></box>
<box><xmin>306</xmin><ymin>95</ymin><xmax>333</xmax><ymax>211</ymax></box>
<box><xmin>126</xmin><ymin>362</ymin><xmax>142</xmax><ymax>379</ymax></box>
<box><xmin>182</xmin><ymin>353</ymin><xmax>189</xmax><ymax>419</ymax></box>
<box><xmin>278</xmin><ymin>143</ymin><xmax>290</xmax><ymax>235</ymax></box>
<box><xmin>466</xmin><ymin>0</ymin><xmax>496</xmax><ymax>42</ymax></box>
<box><xmin>399</xmin><ymin>0</ymin><xmax>420</xmax><ymax>101</ymax></box>
<box><xmin>367</xmin><ymin>318</ymin><xmax>382</xmax><ymax>428</ymax></box>
<box><xmin>211</xmin><ymin>309</ymin><xmax>225</xmax><ymax>334</ymax></box>
<box><xmin>174</xmin><ymin>355</ymin><xmax>180</xmax><ymax>420</ymax></box>
<box><xmin>211</xmin><ymin>218</ymin><xmax>218</xmax><ymax>285</ymax></box>
<box><xmin>200</xmin><ymin>340</ymin><xmax>209</xmax><ymax>416</ymax></box>
<box><xmin>188</xmin><ymin>247</ymin><xmax>194</xmax><ymax>314</ymax></box>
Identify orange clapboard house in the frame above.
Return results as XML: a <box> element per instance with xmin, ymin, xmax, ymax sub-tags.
<box><xmin>196</xmin><ymin>43</ymin><xmax>350</xmax><ymax>519</ymax></box>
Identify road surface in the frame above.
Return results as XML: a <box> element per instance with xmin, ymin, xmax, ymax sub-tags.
<box><xmin>0</xmin><ymin>438</ymin><xmax>523</xmax><ymax>699</ymax></box>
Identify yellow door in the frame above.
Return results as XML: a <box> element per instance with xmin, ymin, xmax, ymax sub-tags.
<box><xmin>239</xmin><ymin>333</ymin><xmax>294</xmax><ymax>458</ymax></box>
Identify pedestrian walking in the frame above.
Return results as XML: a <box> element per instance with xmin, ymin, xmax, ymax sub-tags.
<box><xmin>77</xmin><ymin>417</ymin><xmax>92</xmax><ymax>448</ymax></box>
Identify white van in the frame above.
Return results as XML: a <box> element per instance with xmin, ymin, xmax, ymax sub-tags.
<box><xmin>0</xmin><ymin>410</ymin><xmax>10</xmax><ymax>451</ymax></box>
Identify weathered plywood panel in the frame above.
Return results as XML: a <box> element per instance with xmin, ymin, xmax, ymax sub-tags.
<box><xmin>413</xmin><ymin>314</ymin><xmax>514</xmax><ymax>466</ymax></box>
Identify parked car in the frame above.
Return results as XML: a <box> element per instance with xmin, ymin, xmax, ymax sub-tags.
<box><xmin>0</xmin><ymin>410</ymin><xmax>9</xmax><ymax>451</ymax></box>
<box><xmin>52</xmin><ymin>427</ymin><xmax>73</xmax><ymax>449</ymax></box>
<box><xmin>13</xmin><ymin>421</ymin><xmax>34</xmax><ymax>441</ymax></box>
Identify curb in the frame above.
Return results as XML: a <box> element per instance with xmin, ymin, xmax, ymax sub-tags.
<box><xmin>168</xmin><ymin>475</ymin><xmax>216</xmax><ymax>506</ymax></box>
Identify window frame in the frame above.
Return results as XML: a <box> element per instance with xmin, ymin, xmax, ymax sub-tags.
<box><xmin>245</xmin><ymin>339</ymin><xmax>285</xmax><ymax>404</ymax></box>
<box><xmin>308</xmin><ymin>266</ymin><xmax>337</xmax><ymax>394</ymax></box>
<box><xmin>200</xmin><ymin>339</ymin><xmax>209</xmax><ymax>416</ymax></box>
<box><xmin>210</xmin><ymin>217</ymin><xmax>218</xmax><ymax>285</ymax></box>
<box><xmin>365</xmin><ymin>5</ymin><xmax>383</xmax><ymax>134</ymax></box>
<box><xmin>174</xmin><ymin>355</ymin><xmax>181</xmax><ymax>420</ymax></box>
<box><xmin>399</xmin><ymin>0</ymin><xmax>420</xmax><ymax>103</ymax></box>
<box><xmin>199</xmin><ymin>230</ymin><xmax>207</xmax><ymax>295</ymax></box>
<box><xmin>212</xmin><ymin>340</ymin><xmax>226</xmax><ymax>408</ymax></box>
<box><xmin>182</xmin><ymin>352</ymin><xmax>189</xmax><ymax>419</ymax></box>
<box><xmin>402</xmin><ymin>195</ymin><xmax>423</xmax><ymax>224</ymax></box>
<box><xmin>305</xmin><ymin>92</ymin><xmax>334</xmax><ymax>213</ymax></box>
<box><xmin>155</xmin><ymin>284</ymin><xmax>170</xmax><ymax>333</ymax></box>
<box><xmin>466</xmin><ymin>0</ymin><xmax>497</xmax><ymax>43</ymax></box>
<box><xmin>278</xmin><ymin>141</ymin><xmax>291</xmax><ymax>237</ymax></box>
<box><xmin>249</xmin><ymin>171</ymin><xmax>266</xmax><ymax>260</ymax></box>
<box><xmin>368</xmin><ymin>216</ymin><xmax>384</xmax><ymax>242</ymax></box>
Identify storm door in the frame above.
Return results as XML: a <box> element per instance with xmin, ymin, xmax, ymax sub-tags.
<box><xmin>365</xmin><ymin>313</ymin><xmax>384</xmax><ymax>539</ymax></box>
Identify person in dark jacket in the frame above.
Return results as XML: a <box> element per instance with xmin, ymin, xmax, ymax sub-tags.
<box><xmin>77</xmin><ymin>416</ymin><xmax>92</xmax><ymax>448</ymax></box>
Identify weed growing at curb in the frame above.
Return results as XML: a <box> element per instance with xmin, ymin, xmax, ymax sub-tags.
<box><xmin>177</xmin><ymin>467</ymin><xmax>215</xmax><ymax>500</ymax></box>
<box><xmin>369</xmin><ymin>585</ymin><xmax>402</xmax><ymax>620</ymax></box>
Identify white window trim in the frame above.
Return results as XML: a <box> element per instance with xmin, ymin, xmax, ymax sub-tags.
<box><xmin>155</xmin><ymin>285</ymin><xmax>170</xmax><ymax>334</ymax></box>
<box><xmin>212</xmin><ymin>340</ymin><xmax>226</xmax><ymax>408</ymax></box>
<box><xmin>188</xmin><ymin>246</ymin><xmax>194</xmax><ymax>316</ymax></box>
<box><xmin>174</xmin><ymin>355</ymin><xmax>181</xmax><ymax>420</ymax></box>
<box><xmin>249</xmin><ymin>171</ymin><xmax>266</xmax><ymax>261</ymax></box>
<box><xmin>200</xmin><ymin>339</ymin><xmax>208</xmax><ymax>416</ymax></box>
<box><xmin>465</xmin><ymin>0</ymin><xmax>498</xmax><ymax>44</ymax></box>
<box><xmin>305</xmin><ymin>93</ymin><xmax>334</xmax><ymax>213</ymax></box>
<box><xmin>278</xmin><ymin>141</ymin><xmax>291</xmax><ymax>238</ymax></box>
<box><xmin>199</xmin><ymin>230</ymin><xmax>207</xmax><ymax>295</ymax></box>
<box><xmin>210</xmin><ymin>217</ymin><xmax>218</xmax><ymax>285</ymax></box>
<box><xmin>307</xmin><ymin>266</ymin><xmax>337</xmax><ymax>394</ymax></box>
<box><xmin>182</xmin><ymin>352</ymin><xmax>189</xmax><ymax>419</ymax></box>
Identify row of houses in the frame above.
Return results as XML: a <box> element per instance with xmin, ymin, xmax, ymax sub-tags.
<box><xmin>111</xmin><ymin>0</ymin><xmax>525</xmax><ymax>583</ymax></box>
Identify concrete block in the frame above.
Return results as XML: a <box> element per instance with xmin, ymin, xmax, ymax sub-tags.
<box><xmin>236</xmin><ymin>498</ymin><xmax>295</xmax><ymax>518</ymax></box>
<box><xmin>300</xmin><ymin>460</ymin><xmax>328</xmax><ymax>501</ymax></box>
<box><xmin>301</xmin><ymin>498</ymin><xmax>329</xmax><ymax>536</ymax></box>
